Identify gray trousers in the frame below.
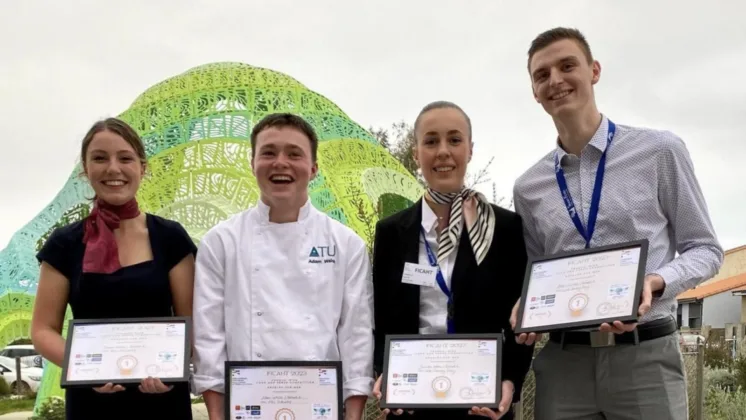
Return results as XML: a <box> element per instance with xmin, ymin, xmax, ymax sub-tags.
<box><xmin>532</xmin><ymin>332</ymin><xmax>687</xmax><ymax>420</ymax></box>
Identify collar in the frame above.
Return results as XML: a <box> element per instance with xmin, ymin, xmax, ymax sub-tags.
<box><xmin>255</xmin><ymin>197</ymin><xmax>313</xmax><ymax>225</ymax></box>
<box><xmin>420</xmin><ymin>199</ymin><xmax>439</xmax><ymax>234</ymax></box>
<box><xmin>555</xmin><ymin>114</ymin><xmax>610</xmax><ymax>165</ymax></box>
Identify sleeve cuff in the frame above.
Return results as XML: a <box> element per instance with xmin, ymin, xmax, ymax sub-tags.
<box><xmin>343</xmin><ymin>376</ymin><xmax>374</xmax><ymax>401</ymax></box>
<box><xmin>192</xmin><ymin>374</ymin><xmax>225</xmax><ymax>395</ymax></box>
<box><xmin>651</xmin><ymin>266</ymin><xmax>683</xmax><ymax>301</ymax></box>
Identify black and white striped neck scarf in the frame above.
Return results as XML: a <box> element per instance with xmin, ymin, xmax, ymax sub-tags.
<box><xmin>427</xmin><ymin>187</ymin><xmax>496</xmax><ymax>266</ymax></box>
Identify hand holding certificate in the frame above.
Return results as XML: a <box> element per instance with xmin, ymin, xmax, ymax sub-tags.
<box><xmin>512</xmin><ymin>240</ymin><xmax>649</xmax><ymax>339</ymax></box>
<box><xmin>60</xmin><ymin>317</ymin><xmax>191</xmax><ymax>389</ymax></box>
<box><xmin>378</xmin><ymin>334</ymin><xmax>502</xmax><ymax>413</ymax></box>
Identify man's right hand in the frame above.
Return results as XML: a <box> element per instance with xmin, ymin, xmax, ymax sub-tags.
<box><xmin>510</xmin><ymin>298</ymin><xmax>543</xmax><ymax>345</ymax></box>
<box><xmin>373</xmin><ymin>374</ymin><xmax>411</xmax><ymax>416</ymax></box>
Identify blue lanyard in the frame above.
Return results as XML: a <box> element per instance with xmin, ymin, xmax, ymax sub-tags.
<box><xmin>420</xmin><ymin>228</ymin><xmax>455</xmax><ymax>334</ymax></box>
<box><xmin>554</xmin><ymin>120</ymin><xmax>616</xmax><ymax>249</ymax></box>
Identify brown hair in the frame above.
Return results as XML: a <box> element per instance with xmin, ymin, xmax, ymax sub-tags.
<box><xmin>250</xmin><ymin>113</ymin><xmax>319</xmax><ymax>162</ymax></box>
<box><xmin>413</xmin><ymin>101</ymin><xmax>472</xmax><ymax>141</ymax></box>
<box><xmin>527</xmin><ymin>27</ymin><xmax>594</xmax><ymax>72</ymax></box>
<box><xmin>80</xmin><ymin>117</ymin><xmax>147</xmax><ymax>168</ymax></box>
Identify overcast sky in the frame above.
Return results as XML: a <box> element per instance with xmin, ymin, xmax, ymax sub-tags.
<box><xmin>0</xmin><ymin>0</ymin><xmax>744</xmax><ymax>252</ymax></box>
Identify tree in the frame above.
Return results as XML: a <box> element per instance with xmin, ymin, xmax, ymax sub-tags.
<box><xmin>369</xmin><ymin>121</ymin><xmax>513</xmax><ymax>210</ymax></box>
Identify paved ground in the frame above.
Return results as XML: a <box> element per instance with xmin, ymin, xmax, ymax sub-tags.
<box><xmin>0</xmin><ymin>403</ymin><xmax>209</xmax><ymax>419</ymax></box>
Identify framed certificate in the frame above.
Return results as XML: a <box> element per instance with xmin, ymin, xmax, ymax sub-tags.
<box><xmin>380</xmin><ymin>334</ymin><xmax>501</xmax><ymax>410</ymax></box>
<box><xmin>515</xmin><ymin>240</ymin><xmax>649</xmax><ymax>334</ymax></box>
<box><xmin>225</xmin><ymin>361</ymin><xmax>343</xmax><ymax>420</ymax></box>
<box><xmin>60</xmin><ymin>317</ymin><xmax>191</xmax><ymax>388</ymax></box>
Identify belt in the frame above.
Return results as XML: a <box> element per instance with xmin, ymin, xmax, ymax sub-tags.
<box><xmin>549</xmin><ymin>316</ymin><xmax>677</xmax><ymax>348</ymax></box>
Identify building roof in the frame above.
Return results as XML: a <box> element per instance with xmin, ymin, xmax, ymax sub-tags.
<box><xmin>677</xmin><ymin>272</ymin><xmax>746</xmax><ymax>301</ymax></box>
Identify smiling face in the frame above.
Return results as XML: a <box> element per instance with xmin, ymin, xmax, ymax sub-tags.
<box><xmin>529</xmin><ymin>38</ymin><xmax>601</xmax><ymax>119</ymax></box>
<box><xmin>251</xmin><ymin>126</ymin><xmax>318</xmax><ymax>209</ymax></box>
<box><xmin>83</xmin><ymin>129</ymin><xmax>146</xmax><ymax>205</ymax></box>
<box><xmin>413</xmin><ymin>107</ymin><xmax>472</xmax><ymax>194</ymax></box>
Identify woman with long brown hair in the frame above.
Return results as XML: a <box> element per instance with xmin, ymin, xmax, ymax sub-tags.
<box><xmin>30</xmin><ymin>118</ymin><xmax>196</xmax><ymax>419</ymax></box>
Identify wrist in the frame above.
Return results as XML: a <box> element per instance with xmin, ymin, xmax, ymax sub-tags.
<box><xmin>647</xmin><ymin>274</ymin><xmax>665</xmax><ymax>292</ymax></box>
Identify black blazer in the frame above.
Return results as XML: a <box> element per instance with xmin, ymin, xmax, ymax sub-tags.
<box><xmin>372</xmin><ymin>199</ymin><xmax>534</xmax><ymax>412</ymax></box>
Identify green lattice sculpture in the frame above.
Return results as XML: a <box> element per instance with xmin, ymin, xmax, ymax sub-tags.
<box><xmin>0</xmin><ymin>62</ymin><xmax>422</xmax><ymax>412</ymax></box>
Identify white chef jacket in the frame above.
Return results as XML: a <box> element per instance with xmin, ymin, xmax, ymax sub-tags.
<box><xmin>191</xmin><ymin>199</ymin><xmax>375</xmax><ymax>402</ymax></box>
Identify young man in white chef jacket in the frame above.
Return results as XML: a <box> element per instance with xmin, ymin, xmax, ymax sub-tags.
<box><xmin>191</xmin><ymin>113</ymin><xmax>375</xmax><ymax>420</ymax></box>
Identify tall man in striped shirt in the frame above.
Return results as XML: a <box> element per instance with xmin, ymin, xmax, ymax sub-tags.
<box><xmin>509</xmin><ymin>27</ymin><xmax>724</xmax><ymax>419</ymax></box>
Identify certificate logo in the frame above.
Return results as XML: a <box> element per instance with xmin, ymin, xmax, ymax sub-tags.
<box><xmin>568</xmin><ymin>293</ymin><xmax>589</xmax><ymax>317</ymax></box>
<box><xmin>608</xmin><ymin>284</ymin><xmax>630</xmax><ymax>300</ymax></box>
<box><xmin>318</xmin><ymin>369</ymin><xmax>335</xmax><ymax>385</ymax></box>
<box><xmin>431</xmin><ymin>376</ymin><xmax>452</xmax><ymax>399</ymax></box>
<box><xmin>470</xmin><ymin>373</ymin><xmax>490</xmax><ymax>385</ymax></box>
<box><xmin>275</xmin><ymin>408</ymin><xmax>295</xmax><ymax>420</ymax></box>
<box><xmin>312</xmin><ymin>404</ymin><xmax>332</xmax><ymax>419</ymax></box>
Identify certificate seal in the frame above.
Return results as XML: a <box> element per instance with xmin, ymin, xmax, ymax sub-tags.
<box><xmin>568</xmin><ymin>293</ymin><xmax>589</xmax><ymax>317</ymax></box>
<box><xmin>596</xmin><ymin>302</ymin><xmax>611</xmax><ymax>316</ymax></box>
<box><xmin>117</xmin><ymin>355</ymin><xmax>138</xmax><ymax>376</ymax></box>
<box><xmin>431</xmin><ymin>376</ymin><xmax>451</xmax><ymax>399</ymax></box>
<box><xmin>275</xmin><ymin>408</ymin><xmax>295</xmax><ymax>420</ymax></box>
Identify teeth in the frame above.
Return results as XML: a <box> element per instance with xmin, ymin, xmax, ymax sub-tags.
<box><xmin>550</xmin><ymin>90</ymin><xmax>571</xmax><ymax>100</ymax></box>
<box><xmin>434</xmin><ymin>167</ymin><xmax>454</xmax><ymax>172</ymax></box>
<box><xmin>271</xmin><ymin>175</ymin><xmax>292</xmax><ymax>181</ymax></box>
<box><xmin>104</xmin><ymin>181</ymin><xmax>125</xmax><ymax>186</ymax></box>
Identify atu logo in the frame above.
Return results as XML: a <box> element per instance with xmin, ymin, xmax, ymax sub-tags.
<box><xmin>309</xmin><ymin>245</ymin><xmax>337</xmax><ymax>264</ymax></box>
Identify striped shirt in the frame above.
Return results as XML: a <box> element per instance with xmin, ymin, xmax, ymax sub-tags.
<box><xmin>513</xmin><ymin>114</ymin><xmax>724</xmax><ymax>325</ymax></box>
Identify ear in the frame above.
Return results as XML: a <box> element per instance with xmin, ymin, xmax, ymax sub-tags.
<box><xmin>310</xmin><ymin>162</ymin><xmax>318</xmax><ymax>181</ymax></box>
<box><xmin>412</xmin><ymin>144</ymin><xmax>420</xmax><ymax>168</ymax></box>
<box><xmin>468</xmin><ymin>141</ymin><xmax>474</xmax><ymax>162</ymax></box>
<box><xmin>591</xmin><ymin>60</ymin><xmax>601</xmax><ymax>85</ymax></box>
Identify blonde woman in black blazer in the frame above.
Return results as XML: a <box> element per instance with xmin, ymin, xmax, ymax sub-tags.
<box><xmin>371</xmin><ymin>101</ymin><xmax>534</xmax><ymax>420</ymax></box>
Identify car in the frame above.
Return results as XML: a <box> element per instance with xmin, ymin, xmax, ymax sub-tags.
<box><xmin>0</xmin><ymin>358</ymin><xmax>43</xmax><ymax>393</ymax></box>
<box><xmin>0</xmin><ymin>345</ymin><xmax>42</xmax><ymax>368</ymax></box>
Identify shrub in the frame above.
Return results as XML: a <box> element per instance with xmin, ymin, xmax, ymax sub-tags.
<box><xmin>706</xmin><ymin>368</ymin><xmax>738</xmax><ymax>392</ymax></box>
<box><xmin>705</xmin><ymin>341</ymin><xmax>733</xmax><ymax>369</ymax></box>
<box><xmin>705</xmin><ymin>386</ymin><xmax>746</xmax><ymax>420</ymax></box>
<box><xmin>732</xmin><ymin>356</ymin><xmax>746</xmax><ymax>391</ymax></box>
<box><xmin>28</xmin><ymin>397</ymin><xmax>65</xmax><ymax>420</ymax></box>
<box><xmin>0</xmin><ymin>377</ymin><xmax>11</xmax><ymax>396</ymax></box>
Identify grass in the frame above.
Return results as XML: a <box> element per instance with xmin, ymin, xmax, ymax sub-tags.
<box><xmin>0</xmin><ymin>395</ymin><xmax>35</xmax><ymax>415</ymax></box>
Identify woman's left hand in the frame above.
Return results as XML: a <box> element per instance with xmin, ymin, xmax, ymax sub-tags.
<box><xmin>468</xmin><ymin>380</ymin><xmax>514</xmax><ymax>419</ymax></box>
<box><xmin>138</xmin><ymin>376</ymin><xmax>174</xmax><ymax>394</ymax></box>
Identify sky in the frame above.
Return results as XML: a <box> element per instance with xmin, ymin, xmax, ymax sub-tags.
<box><xmin>0</xmin><ymin>0</ymin><xmax>744</xmax><ymax>252</ymax></box>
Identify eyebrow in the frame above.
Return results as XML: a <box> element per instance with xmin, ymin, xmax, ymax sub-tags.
<box><xmin>424</xmin><ymin>129</ymin><xmax>464</xmax><ymax>136</ymax></box>
<box><xmin>88</xmin><ymin>149</ymin><xmax>136</xmax><ymax>155</ymax></box>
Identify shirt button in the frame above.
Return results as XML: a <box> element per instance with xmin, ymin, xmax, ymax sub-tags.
<box><xmin>256</xmin><ymin>352</ymin><xmax>262</xmax><ymax>358</ymax></box>
<box><xmin>257</xmin><ymin>311</ymin><xmax>263</xmax><ymax>316</ymax></box>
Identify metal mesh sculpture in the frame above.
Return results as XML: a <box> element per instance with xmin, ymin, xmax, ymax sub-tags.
<box><xmin>0</xmin><ymin>62</ymin><xmax>422</xmax><ymax>411</ymax></box>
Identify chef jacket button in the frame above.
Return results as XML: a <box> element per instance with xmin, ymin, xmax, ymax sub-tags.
<box><xmin>257</xmin><ymin>311</ymin><xmax>263</xmax><ymax>316</ymax></box>
<box><xmin>256</xmin><ymin>352</ymin><xmax>262</xmax><ymax>358</ymax></box>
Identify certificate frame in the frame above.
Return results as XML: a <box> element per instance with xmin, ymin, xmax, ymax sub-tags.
<box><xmin>60</xmin><ymin>316</ymin><xmax>192</xmax><ymax>388</ymax></box>
<box><xmin>224</xmin><ymin>360</ymin><xmax>344</xmax><ymax>420</ymax></box>
<box><xmin>514</xmin><ymin>239</ymin><xmax>649</xmax><ymax>334</ymax></box>
<box><xmin>380</xmin><ymin>333</ymin><xmax>502</xmax><ymax>410</ymax></box>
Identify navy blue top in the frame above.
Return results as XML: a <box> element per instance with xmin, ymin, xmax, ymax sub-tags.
<box><xmin>37</xmin><ymin>213</ymin><xmax>197</xmax><ymax>420</ymax></box>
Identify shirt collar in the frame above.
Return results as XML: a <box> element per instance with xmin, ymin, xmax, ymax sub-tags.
<box><xmin>555</xmin><ymin>114</ymin><xmax>610</xmax><ymax>164</ymax></box>
<box><xmin>421</xmin><ymin>199</ymin><xmax>439</xmax><ymax>234</ymax></box>
<box><xmin>256</xmin><ymin>197</ymin><xmax>312</xmax><ymax>225</ymax></box>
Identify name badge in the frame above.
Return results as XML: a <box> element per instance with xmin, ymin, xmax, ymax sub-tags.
<box><xmin>401</xmin><ymin>262</ymin><xmax>437</xmax><ymax>288</ymax></box>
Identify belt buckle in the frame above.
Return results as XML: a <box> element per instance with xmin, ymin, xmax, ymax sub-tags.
<box><xmin>590</xmin><ymin>331</ymin><xmax>616</xmax><ymax>347</ymax></box>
